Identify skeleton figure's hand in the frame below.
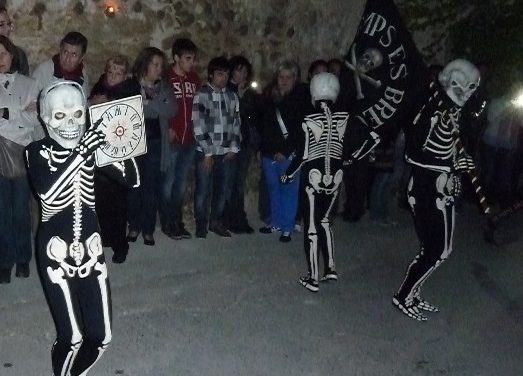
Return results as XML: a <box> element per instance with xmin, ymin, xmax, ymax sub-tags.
<box><xmin>75</xmin><ymin>119</ymin><xmax>106</xmax><ymax>159</ymax></box>
<box><xmin>444</xmin><ymin>174</ymin><xmax>462</xmax><ymax>197</ymax></box>
<box><xmin>280</xmin><ymin>174</ymin><xmax>293</xmax><ymax>184</ymax></box>
<box><xmin>453</xmin><ymin>152</ymin><xmax>475</xmax><ymax>172</ymax></box>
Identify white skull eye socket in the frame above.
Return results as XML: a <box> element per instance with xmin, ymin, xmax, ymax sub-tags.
<box><xmin>468</xmin><ymin>83</ymin><xmax>477</xmax><ymax>90</ymax></box>
<box><xmin>54</xmin><ymin>112</ymin><xmax>66</xmax><ymax>120</ymax></box>
<box><xmin>74</xmin><ymin>110</ymin><xmax>83</xmax><ymax>118</ymax></box>
<box><xmin>451</xmin><ymin>80</ymin><xmax>459</xmax><ymax>87</ymax></box>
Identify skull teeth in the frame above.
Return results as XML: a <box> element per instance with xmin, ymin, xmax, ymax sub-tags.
<box><xmin>57</xmin><ymin>130</ymin><xmax>80</xmax><ymax>139</ymax></box>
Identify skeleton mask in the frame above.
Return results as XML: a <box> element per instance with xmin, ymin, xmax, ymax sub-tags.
<box><xmin>40</xmin><ymin>81</ymin><xmax>87</xmax><ymax>149</ymax></box>
<box><xmin>438</xmin><ymin>59</ymin><xmax>480</xmax><ymax>107</ymax></box>
<box><xmin>310</xmin><ymin>72</ymin><xmax>340</xmax><ymax>105</ymax></box>
<box><xmin>356</xmin><ymin>48</ymin><xmax>383</xmax><ymax>74</ymax></box>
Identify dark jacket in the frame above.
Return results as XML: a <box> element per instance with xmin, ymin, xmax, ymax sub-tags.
<box><xmin>259</xmin><ymin>85</ymin><xmax>309</xmax><ymax>159</ymax></box>
<box><xmin>227</xmin><ymin>81</ymin><xmax>263</xmax><ymax>150</ymax></box>
<box><xmin>89</xmin><ymin>75</ymin><xmax>141</xmax><ymax>102</ymax></box>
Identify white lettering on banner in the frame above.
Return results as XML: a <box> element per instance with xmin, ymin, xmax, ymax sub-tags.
<box><xmin>357</xmin><ymin>86</ymin><xmax>405</xmax><ymax>128</ymax></box>
<box><xmin>363</xmin><ymin>13</ymin><xmax>387</xmax><ymax>36</ymax></box>
<box><xmin>356</xmin><ymin>11</ymin><xmax>412</xmax><ymax>128</ymax></box>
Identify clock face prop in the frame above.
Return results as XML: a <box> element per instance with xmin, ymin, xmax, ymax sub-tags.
<box><xmin>89</xmin><ymin>95</ymin><xmax>147</xmax><ymax>167</ymax></box>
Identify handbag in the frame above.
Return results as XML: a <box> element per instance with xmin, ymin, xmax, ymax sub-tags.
<box><xmin>0</xmin><ymin>135</ymin><xmax>27</xmax><ymax>178</ymax></box>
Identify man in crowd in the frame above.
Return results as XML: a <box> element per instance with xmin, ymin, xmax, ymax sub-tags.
<box><xmin>32</xmin><ymin>31</ymin><xmax>89</xmax><ymax>94</ymax></box>
<box><xmin>192</xmin><ymin>57</ymin><xmax>241</xmax><ymax>238</ymax></box>
<box><xmin>162</xmin><ymin>38</ymin><xmax>200</xmax><ymax>239</ymax></box>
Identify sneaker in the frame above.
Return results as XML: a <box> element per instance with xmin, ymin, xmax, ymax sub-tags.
<box><xmin>259</xmin><ymin>225</ymin><xmax>280</xmax><ymax>234</ymax></box>
<box><xmin>178</xmin><ymin>223</ymin><xmax>192</xmax><ymax>239</ymax></box>
<box><xmin>243</xmin><ymin>223</ymin><xmax>254</xmax><ymax>234</ymax></box>
<box><xmin>279</xmin><ymin>232</ymin><xmax>291</xmax><ymax>242</ymax></box>
<box><xmin>230</xmin><ymin>223</ymin><xmax>255</xmax><ymax>234</ymax></box>
<box><xmin>161</xmin><ymin>224</ymin><xmax>172</xmax><ymax>237</ymax></box>
<box><xmin>0</xmin><ymin>268</ymin><xmax>11</xmax><ymax>284</ymax></box>
<box><xmin>167</xmin><ymin>223</ymin><xmax>183</xmax><ymax>240</ymax></box>
<box><xmin>228</xmin><ymin>225</ymin><xmax>244</xmax><ymax>234</ymax></box>
<box><xmin>195</xmin><ymin>228</ymin><xmax>207</xmax><ymax>238</ymax></box>
<box><xmin>299</xmin><ymin>275</ymin><xmax>319</xmax><ymax>292</ymax></box>
<box><xmin>126</xmin><ymin>230</ymin><xmax>139</xmax><ymax>242</ymax></box>
<box><xmin>15</xmin><ymin>263</ymin><xmax>30</xmax><ymax>278</ymax></box>
<box><xmin>209</xmin><ymin>223</ymin><xmax>232</xmax><ymax>237</ymax></box>
<box><xmin>320</xmin><ymin>269</ymin><xmax>338</xmax><ymax>282</ymax></box>
<box><xmin>112</xmin><ymin>252</ymin><xmax>127</xmax><ymax>264</ymax></box>
<box><xmin>143</xmin><ymin>234</ymin><xmax>155</xmax><ymax>246</ymax></box>
<box><xmin>294</xmin><ymin>223</ymin><xmax>302</xmax><ymax>232</ymax></box>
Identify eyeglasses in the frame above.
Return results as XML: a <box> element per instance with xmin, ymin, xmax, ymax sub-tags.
<box><xmin>0</xmin><ymin>21</ymin><xmax>13</xmax><ymax>28</ymax></box>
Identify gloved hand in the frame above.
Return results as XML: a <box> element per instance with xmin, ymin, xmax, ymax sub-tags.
<box><xmin>75</xmin><ymin>119</ymin><xmax>106</xmax><ymax>159</ymax></box>
<box><xmin>280</xmin><ymin>174</ymin><xmax>294</xmax><ymax>184</ymax></box>
<box><xmin>453</xmin><ymin>152</ymin><xmax>475</xmax><ymax>172</ymax></box>
<box><xmin>444</xmin><ymin>174</ymin><xmax>462</xmax><ymax>197</ymax></box>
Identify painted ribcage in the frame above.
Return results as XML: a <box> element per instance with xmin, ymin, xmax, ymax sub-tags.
<box><xmin>423</xmin><ymin>115</ymin><xmax>455</xmax><ymax>161</ymax></box>
<box><xmin>308</xmin><ymin>135</ymin><xmax>343</xmax><ymax>160</ymax></box>
<box><xmin>42</xmin><ymin>166</ymin><xmax>96</xmax><ymax>222</ymax></box>
<box><xmin>306</xmin><ymin>112</ymin><xmax>345</xmax><ymax>162</ymax></box>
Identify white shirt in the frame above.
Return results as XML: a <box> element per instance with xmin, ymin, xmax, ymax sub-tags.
<box><xmin>0</xmin><ymin>72</ymin><xmax>44</xmax><ymax>146</ymax></box>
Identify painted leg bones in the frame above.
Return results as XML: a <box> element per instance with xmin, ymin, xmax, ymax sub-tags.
<box><xmin>25</xmin><ymin>81</ymin><xmax>124</xmax><ymax>375</ymax></box>
<box><xmin>393</xmin><ymin>170</ymin><xmax>456</xmax><ymax>321</ymax></box>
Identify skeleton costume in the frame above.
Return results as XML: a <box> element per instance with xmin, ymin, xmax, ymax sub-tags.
<box><xmin>282</xmin><ymin>73</ymin><xmax>353</xmax><ymax>292</ymax></box>
<box><xmin>393</xmin><ymin>59</ymin><xmax>480</xmax><ymax>321</ymax></box>
<box><xmin>25</xmin><ymin>81</ymin><xmax>138</xmax><ymax>375</ymax></box>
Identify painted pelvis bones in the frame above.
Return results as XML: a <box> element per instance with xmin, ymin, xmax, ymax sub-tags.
<box><xmin>309</xmin><ymin>168</ymin><xmax>343</xmax><ymax>194</ymax></box>
<box><xmin>46</xmin><ymin>232</ymin><xmax>104</xmax><ymax>278</ymax></box>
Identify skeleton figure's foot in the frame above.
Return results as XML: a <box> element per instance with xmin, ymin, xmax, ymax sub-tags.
<box><xmin>414</xmin><ymin>297</ymin><xmax>440</xmax><ymax>312</ymax></box>
<box><xmin>299</xmin><ymin>275</ymin><xmax>319</xmax><ymax>292</ymax></box>
<box><xmin>320</xmin><ymin>269</ymin><xmax>338</xmax><ymax>282</ymax></box>
<box><xmin>392</xmin><ymin>296</ymin><xmax>428</xmax><ymax>322</ymax></box>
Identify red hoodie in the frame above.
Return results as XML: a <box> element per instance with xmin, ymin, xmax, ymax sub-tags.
<box><xmin>168</xmin><ymin>68</ymin><xmax>201</xmax><ymax>145</ymax></box>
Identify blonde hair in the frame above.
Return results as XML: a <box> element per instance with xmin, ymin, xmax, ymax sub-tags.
<box><xmin>105</xmin><ymin>55</ymin><xmax>130</xmax><ymax>75</ymax></box>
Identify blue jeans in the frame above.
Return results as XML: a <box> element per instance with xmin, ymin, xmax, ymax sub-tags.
<box><xmin>262</xmin><ymin>157</ymin><xmax>300</xmax><ymax>233</ymax></box>
<box><xmin>369</xmin><ymin>171</ymin><xmax>393</xmax><ymax>221</ymax></box>
<box><xmin>0</xmin><ymin>175</ymin><xmax>32</xmax><ymax>269</ymax></box>
<box><xmin>161</xmin><ymin>143</ymin><xmax>195</xmax><ymax>225</ymax></box>
<box><xmin>128</xmin><ymin>138</ymin><xmax>162</xmax><ymax>235</ymax></box>
<box><xmin>194</xmin><ymin>152</ymin><xmax>236</xmax><ymax>229</ymax></box>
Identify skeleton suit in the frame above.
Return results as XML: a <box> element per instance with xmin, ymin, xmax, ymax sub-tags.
<box><xmin>25</xmin><ymin>81</ymin><xmax>138</xmax><ymax>375</ymax></box>
<box><xmin>282</xmin><ymin>73</ymin><xmax>368</xmax><ymax>292</ymax></box>
<box><xmin>285</xmin><ymin>102</ymin><xmax>347</xmax><ymax>288</ymax></box>
<box><xmin>393</xmin><ymin>61</ymin><xmax>480</xmax><ymax>321</ymax></box>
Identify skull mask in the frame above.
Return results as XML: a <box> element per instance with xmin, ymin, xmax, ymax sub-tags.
<box><xmin>310</xmin><ymin>72</ymin><xmax>340</xmax><ymax>106</ymax></box>
<box><xmin>40</xmin><ymin>81</ymin><xmax>87</xmax><ymax>149</ymax></box>
<box><xmin>438</xmin><ymin>59</ymin><xmax>480</xmax><ymax>107</ymax></box>
<box><xmin>356</xmin><ymin>48</ymin><xmax>383</xmax><ymax>74</ymax></box>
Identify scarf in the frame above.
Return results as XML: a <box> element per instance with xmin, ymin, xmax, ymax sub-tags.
<box><xmin>52</xmin><ymin>54</ymin><xmax>84</xmax><ymax>86</ymax></box>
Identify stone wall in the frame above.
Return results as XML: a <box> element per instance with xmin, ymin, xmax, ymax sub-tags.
<box><xmin>2</xmin><ymin>0</ymin><xmax>372</xmax><ymax>222</ymax></box>
<box><xmin>4</xmin><ymin>0</ymin><xmax>367</xmax><ymax>85</ymax></box>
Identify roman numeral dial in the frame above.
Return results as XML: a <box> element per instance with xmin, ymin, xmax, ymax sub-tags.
<box><xmin>99</xmin><ymin>104</ymin><xmax>143</xmax><ymax>158</ymax></box>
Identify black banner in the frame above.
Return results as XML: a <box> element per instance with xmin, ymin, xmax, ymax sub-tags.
<box><xmin>343</xmin><ymin>0</ymin><xmax>428</xmax><ymax>139</ymax></box>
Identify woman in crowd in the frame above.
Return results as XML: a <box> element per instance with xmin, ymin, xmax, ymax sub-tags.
<box><xmin>0</xmin><ymin>35</ymin><xmax>43</xmax><ymax>283</ymax></box>
<box><xmin>259</xmin><ymin>60</ymin><xmax>308</xmax><ymax>242</ymax></box>
<box><xmin>89</xmin><ymin>55</ymin><xmax>141</xmax><ymax>263</ymax></box>
<box><xmin>127</xmin><ymin>47</ymin><xmax>176</xmax><ymax>246</ymax></box>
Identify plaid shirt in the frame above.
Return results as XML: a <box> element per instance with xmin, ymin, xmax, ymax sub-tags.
<box><xmin>192</xmin><ymin>83</ymin><xmax>241</xmax><ymax>156</ymax></box>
